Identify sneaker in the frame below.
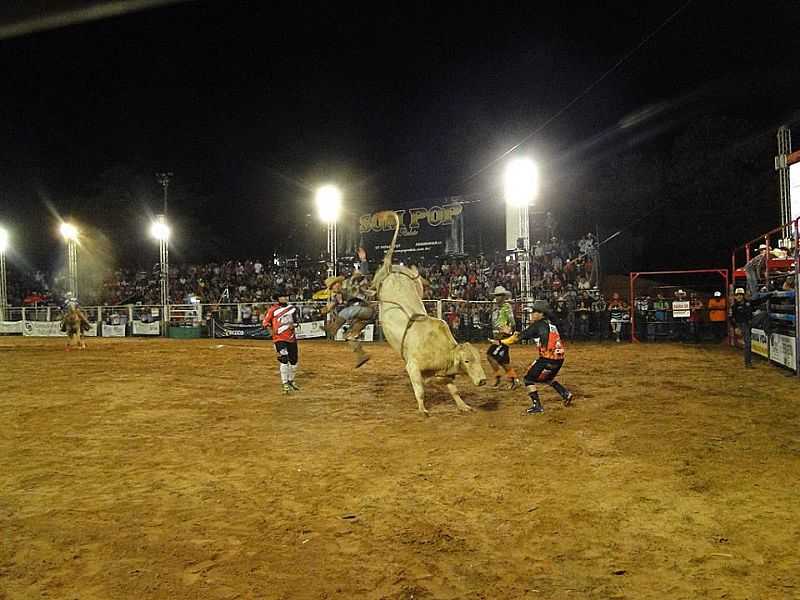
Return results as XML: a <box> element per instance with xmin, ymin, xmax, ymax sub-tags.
<box><xmin>287</xmin><ymin>381</ymin><xmax>301</xmax><ymax>391</ymax></box>
<box><xmin>282</xmin><ymin>383</ymin><xmax>292</xmax><ymax>394</ymax></box>
<box><xmin>526</xmin><ymin>398</ymin><xmax>544</xmax><ymax>414</ymax></box>
<box><xmin>492</xmin><ymin>377</ymin><xmax>502</xmax><ymax>388</ymax></box>
<box><xmin>562</xmin><ymin>392</ymin><xmax>574</xmax><ymax>407</ymax></box>
<box><xmin>508</xmin><ymin>378</ymin><xmax>521</xmax><ymax>391</ymax></box>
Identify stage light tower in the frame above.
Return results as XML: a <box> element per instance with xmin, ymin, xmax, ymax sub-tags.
<box><xmin>59</xmin><ymin>222</ymin><xmax>79</xmax><ymax>299</ymax></box>
<box><xmin>150</xmin><ymin>215</ymin><xmax>170</xmax><ymax>333</ymax></box>
<box><xmin>0</xmin><ymin>226</ymin><xmax>8</xmax><ymax>320</ymax></box>
<box><xmin>315</xmin><ymin>185</ymin><xmax>342</xmax><ymax>278</ymax></box>
<box><xmin>504</xmin><ymin>158</ymin><xmax>538</xmax><ymax>301</ymax></box>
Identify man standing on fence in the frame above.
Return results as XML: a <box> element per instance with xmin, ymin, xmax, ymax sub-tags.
<box><xmin>486</xmin><ymin>286</ymin><xmax>521</xmax><ymax>389</ymax></box>
<box><xmin>263</xmin><ymin>289</ymin><xmax>301</xmax><ymax>394</ymax></box>
<box><xmin>495</xmin><ymin>300</ymin><xmax>573</xmax><ymax>414</ymax></box>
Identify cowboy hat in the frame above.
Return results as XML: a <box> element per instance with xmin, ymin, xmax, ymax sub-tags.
<box><xmin>325</xmin><ymin>275</ymin><xmax>345</xmax><ymax>289</ymax></box>
<box><xmin>492</xmin><ymin>285</ymin><xmax>512</xmax><ymax>296</ymax></box>
<box><xmin>734</xmin><ymin>287</ymin><xmax>745</xmax><ymax>295</ymax></box>
<box><xmin>531</xmin><ymin>300</ymin><xmax>552</xmax><ymax>314</ymax></box>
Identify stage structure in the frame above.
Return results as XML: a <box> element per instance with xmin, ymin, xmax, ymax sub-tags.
<box><xmin>731</xmin><ymin>216</ymin><xmax>799</xmax><ymax>375</ymax></box>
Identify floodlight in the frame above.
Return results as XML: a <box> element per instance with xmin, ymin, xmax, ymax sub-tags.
<box><xmin>315</xmin><ymin>185</ymin><xmax>342</xmax><ymax>223</ymax></box>
<box><xmin>504</xmin><ymin>158</ymin><xmax>538</xmax><ymax>207</ymax></box>
<box><xmin>150</xmin><ymin>220</ymin><xmax>170</xmax><ymax>241</ymax></box>
<box><xmin>60</xmin><ymin>222</ymin><xmax>79</xmax><ymax>241</ymax></box>
<box><xmin>0</xmin><ymin>227</ymin><xmax>8</xmax><ymax>252</ymax></box>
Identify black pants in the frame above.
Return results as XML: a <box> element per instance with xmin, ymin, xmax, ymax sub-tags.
<box><xmin>487</xmin><ymin>343</ymin><xmax>511</xmax><ymax>365</ymax></box>
<box><xmin>740</xmin><ymin>324</ymin><xmax>752</xmax><ymax>366</ymax></box>
<box><xmin>275</xmin><ymin>341</ymin><xmax>299</xmax><ymax>365</ymax></box>
<box><xmin>524</xmin><ymin>358</ymin><xmax>564</xmax><ymax>384</ymax></box>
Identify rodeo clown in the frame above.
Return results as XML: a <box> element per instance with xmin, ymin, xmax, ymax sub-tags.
<box><xmin>486</xmin><ymin>285</ymin><xmax>521</xmax><ymax>389</ymax></box>
<box><xmin>495</xmin><ymin>299</ymin><xmax>573</xmax><ymax>414</ymax></box>
<box><xmin>262</xmin><ymin>288</ymin><xmax>300</xmax><ymax>394</ymax></box>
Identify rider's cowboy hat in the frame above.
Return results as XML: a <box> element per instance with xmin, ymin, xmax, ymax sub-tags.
<box><xmin>325</xmin><ymin>275</ymin><xmax>345</xmax><ymax>289</ymax></box>
<box><xmin>492</xmin><ymin>285</ymin><xmax>512</xmax><ymax>296</ymax></box>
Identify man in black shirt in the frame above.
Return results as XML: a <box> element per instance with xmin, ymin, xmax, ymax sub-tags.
<box><xmin>497</xmin><ymin>300</ymin><xmax>573</xmax><ymax>414</ymax></box>
<box><xmin>731</xmin><ymin>287</ymin><xmax>754</xmax><ymax>368</ymax></box>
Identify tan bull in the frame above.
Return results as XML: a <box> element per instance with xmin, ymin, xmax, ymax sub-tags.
<box><xmin>372</xmin><ymin>213</ymin><xmax>487</xmax><ymax>415</ymax></box>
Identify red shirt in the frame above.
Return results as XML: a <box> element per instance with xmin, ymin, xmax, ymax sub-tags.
<box><xmin>262</xmin><ymin>303</ymin><xmax>297</xmax><ymax>343</ymax></box>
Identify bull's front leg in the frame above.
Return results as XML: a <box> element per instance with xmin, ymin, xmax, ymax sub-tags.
<box><xmin>405</xmin><ymin>361</ymin><xmax>429</xmax><ymax>416</ymax></box>
<box><xmin>446</xmin><ymin>381</ymin><xmax>474</xmax><ymax>413</ymax></box>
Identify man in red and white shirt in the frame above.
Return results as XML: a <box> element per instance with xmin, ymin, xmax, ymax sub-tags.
<box><xmin>262</xmin><ymin>289</ymin><xmax>300</xmax><ymax>394</ymax></box>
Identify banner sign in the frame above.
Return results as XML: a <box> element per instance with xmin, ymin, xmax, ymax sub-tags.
<box><xmin>359</xmin><ymin>202</ymin><xmax>465</xmax><ymax>256</ymax></box>
<box><xmin>769</xmin><ymin>333</ymin><xmax>797</xmax><ymax>371</ymax></box>
<box><xmin>334</xmin><ymin>323</ymin><xmax>375</xmax><ymax>342</ymax></box>
<box><xmin>751</xmin><ymin>328</ymin><xmax>769</xmax><ymax>358</ymax></box>
<box><xmin>296</xmin><ymin>320</ymin><xmax>326</xmax><ymax>339</ymax></box>
<box><xmin>22</xmin><ymin>321</ymin><xmax>66</xmax><ymax>337</ymax></box>
<box><xmin>132</xmin><ymin>320</ymin><xmax>161</xmax><ymax>335</ymax></box>
<box><xmin>102</xmin><ymin>324</ymin><xmax>126</xmax><ymax>337</ymax></box>
<box><xmin>213</xmin><ymin>320</ymin><xmax>271</xmax><ymax>338</ymax></box>
<box><xmin>84</xmin><ymin>323</ymin><xmax>98</xmax><ymax>337</ymax></box>
<box><xmin>212</xmin><ymin>319</ymin><xmax>326</xmax><ymax>339</ymax></box>
<box><xmin>0</xmin><ymin>321</ymin><xmax>24</xmax><ymax>334</ymax></box>
<box><xmin>671</xmin><ymin>301</ymin><xmax>690</xmax><ymax>318</ymax></box>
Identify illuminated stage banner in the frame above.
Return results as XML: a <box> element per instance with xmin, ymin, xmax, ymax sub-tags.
<box><xmin>358</xmin><ymin>203</ymin><xmax>465</xmax><ymax>257</ymax></box>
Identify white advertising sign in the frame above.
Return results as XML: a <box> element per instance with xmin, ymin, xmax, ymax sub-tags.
<box><xmin>132</xmin><ymin>320</ymin><xmax>161</xmax><ymax>335</ymax></box>
<box><xmin>790</xmin><ymin>162</ymin><xmax>800</xmax><ymax>222</ymax></box>
<box><xmin>334</xmin><ymin>323</ymin><xmax>375</xmax><ymax>342</ymax></box>
<box><xmin>0</xmin><ymin>321</ymin><xmax>24</xmax><ymax>334</ymax></box>
<box><xmin>102</xmin><ymin>324</ymin><xmax>126</xmax><ymax>337</ymax></box>
<box><xmin>769</xmin><ymin>333</ymin><xmax>797</xmax><ymax>371</ymax></box>
<box><xmin>296</xmin><ymin>320</ymin><xmax>326</xmax><ymax>340</ymax></box>
<box><xmin>22</xmin><ymin>321</ymin><xmax>66</xmax><ymax>337</ymax></box>
<box><xmin>83</xmin><ymin>322</ymin><xmax>98</xmax><ymax>337</ymax></box>
<box><xmin>672</xmin><ymin>301</ymin><xmax>691</xmax><ymax>318</ymax></box>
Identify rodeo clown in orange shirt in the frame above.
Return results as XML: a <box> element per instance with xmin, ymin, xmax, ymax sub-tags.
<box><xmin>493</xmin><ymin>299</ymin><xmax>574</xmax><ymax>414</ymax></box>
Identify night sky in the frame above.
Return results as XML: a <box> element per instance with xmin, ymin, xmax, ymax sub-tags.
<box><xmin>1</xmin><ymin>1</ymin><xmax>799</xmax><ymax>273</ymax></box>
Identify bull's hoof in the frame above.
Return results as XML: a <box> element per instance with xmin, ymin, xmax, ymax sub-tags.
<box><xmin>418</xmin><ymin>408</ymin><xmax>430</xmax><ymax>417</ymax></box>
<box><xmin>354</xmin><ymin>355</ymin><xmax>370</xmax><ymax>369</ymax></box>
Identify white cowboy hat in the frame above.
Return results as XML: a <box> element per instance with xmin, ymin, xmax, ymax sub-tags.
<box><xmin>734</xmin><ymin>288</ymin><xmax>745</xmax><ymax>295</ymax></box>
<box><xmin>713</xmin><ymin>291</ymin><xmax>722</xmax><ymax>297</ymax></box>
<box><xmin>492</xmin><ymin>285</ymin><xmax>512</xmax><ymax>296</ymax></box>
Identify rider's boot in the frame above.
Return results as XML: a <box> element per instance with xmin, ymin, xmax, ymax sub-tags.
<box><xmin>325</xmin><ymin>316</ymin><xmax>346</xmax><ymax>339</ymax></box>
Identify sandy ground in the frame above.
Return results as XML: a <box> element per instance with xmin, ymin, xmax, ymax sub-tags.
<box><xmin>1</xmin><ymin>337</ymin><xmax>799</xmax><ymax>600</ymax></box>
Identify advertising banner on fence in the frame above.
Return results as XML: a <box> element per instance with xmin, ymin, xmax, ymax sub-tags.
<box><xmin>212</xmin><ymin>320</ymin><xmax>327</xmax><ymax>339</ymax></box>
<box><xmin>22</xmin><ymin>321</ymin><xmax>66</xmax><ymax>337</ymax></box>
<box><xmin>296</xmin><ymin>320</ymin><xmax>326</xmax><ymax>339</ymax></box>
<box><xmin>132</xmin><ymin>320</ymin><xmax>160</xmax><ymax>335</ymax></box>
<box><xmin>21</xmin><ymin>321</ymin><xmax>99</xmax><ymax>337</ymax></box>
<box><xmin>102</xmin><ymin>324</ymin><xmax>126</xmax><ymax>337</ymax></box>
<box><xmin>671</xmin><ymin>301</ymin><xmax>690</xmax><ymax>318</ymax></box>
<box><xmin>0</xmin><ymin>321</ymin><xmax>24</xmax><ymax>334</ymax></box>
<box><xmin>769</xmin><ymin>333</ymin><xmax>797</xmax><ymax>371</ymax></box>
<box><xmin>334</xmin><ymin>324</ymin><xmax>375</xmax><ymax>342</ymax></box>
<box><xmin>751</xmin><ymin>328</ymin><xmax>769</xmax><ymax>358</ymax></box>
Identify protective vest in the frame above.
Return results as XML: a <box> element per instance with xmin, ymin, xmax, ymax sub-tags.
<box><xmin>540</xmin><ymin>323</ymin><xmax>565</xmax><ymax>360</ymax></box>
<box><xmin>707</xmin><ymin>298</ymin><xmax>727</xmax><ymax>322</ymax></box>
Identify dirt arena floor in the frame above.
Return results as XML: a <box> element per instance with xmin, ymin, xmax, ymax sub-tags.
<box><xmin>1</xmin><ymin>337</ymin><xmax>799</xmax><ymax>600</ymax></box>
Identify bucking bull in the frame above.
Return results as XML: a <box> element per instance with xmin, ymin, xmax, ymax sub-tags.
<box><xmin>371</xmin><ymin>212</ymin><xmax>487</xmax><ymax>415</ymax></box>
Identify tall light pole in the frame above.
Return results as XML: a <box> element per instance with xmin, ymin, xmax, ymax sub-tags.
<box><xmin>59</xmin><ymin>222</ymin><xmax>79</xmax><ymax>299</ymax></box>
<box><xmin>504</xmin><ymin>158</ymin><xmax>538</xmax><ymax>301</ymax></box>
<box><xmin>150</xmin><ymin>215</ymin><xmax>170</xmax><ymax>334</ymax></box>
<box><xmin>156</xmin><ymin>172</ymin><xmax>173</xmax><ymax>215</ymax></box>
<box><xmin>315</xmin><ymin>185</ymin><xmax>342</xmax><ymax>278</ymax></box>
<box><xmin>0</xmin><ymin>227</ymin><xmax>8</xmax><ymax>320</ymax></box>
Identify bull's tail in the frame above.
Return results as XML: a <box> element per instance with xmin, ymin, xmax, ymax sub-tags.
<box><xmin>382</xmin><ymin>210</ymin><xmax>401</xmax><ymax>270</ymax></box>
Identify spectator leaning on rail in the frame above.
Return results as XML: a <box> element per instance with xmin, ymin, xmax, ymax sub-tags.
<box><xmin>486</xmin><ymin>286</ymin><xmax>521</xmax><ymax>389</ymax></box>
<box><xmin>744</xmin><ymin>244</ymin><xmax>768</xmax><ymax>297</ymax></box>
<box><xmin>495</xmin><ymin>299</ymin><xmax>573</xmax><ymax>415</ymax></box>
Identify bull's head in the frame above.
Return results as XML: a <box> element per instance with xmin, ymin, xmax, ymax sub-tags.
<box><xmin>455</xmin><ymin>342</ymin><xmax>487</xmax><ymax>387</ymax></box>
